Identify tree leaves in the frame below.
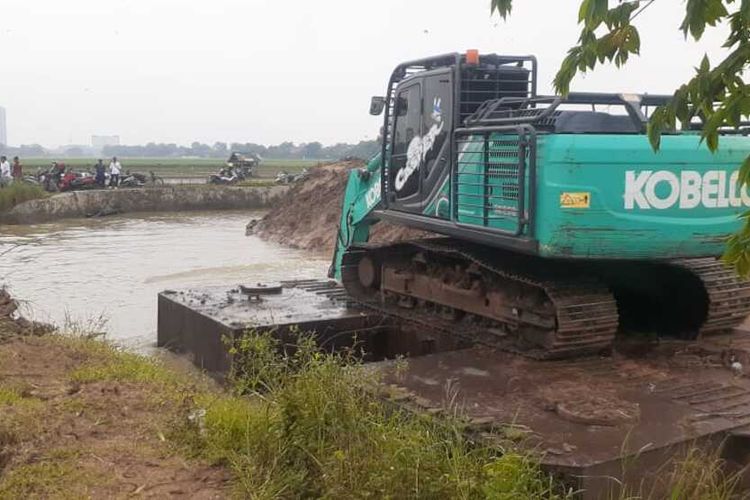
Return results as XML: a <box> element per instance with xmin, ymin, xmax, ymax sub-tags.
<box><xmin>578</xmin><ymin>0</ymin><xmax>609</xmax><ymax>28</ymax></box>
<box><xmin>490</xmin><ymin>0</ymin><xmax>513</xmax><ymax>19</ymax></box>
<box><xmin>552</xmin><ymin>2</ymin><xmax>642</xmax><ymax>96</ymax></box>
<box><xmin>680</xmin><ymin>0</ymin><xmax>729</xmax><ymax>39</ymax></box>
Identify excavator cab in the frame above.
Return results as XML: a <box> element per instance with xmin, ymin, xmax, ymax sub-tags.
<box><xmin>374</xmin><ymin>53</ymin><xmax>535</xmax><ymax>224</ymax></box>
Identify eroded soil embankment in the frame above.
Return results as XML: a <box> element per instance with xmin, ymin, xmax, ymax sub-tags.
<box><xmin>0</xmin><ymin>185</ymin><xmax>289</xmax><ymax>225</ymax></box>
<box><xmin>249</xmin><ymin>161</ymin><xmax>430</xmax><ymax>253</ymax></box>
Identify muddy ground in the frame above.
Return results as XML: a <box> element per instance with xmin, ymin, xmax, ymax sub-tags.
<box><xmin>0</xmin><ymin>291</ymin><xmax>231</xmax><ymax>498</ymax></box>
<box><xmin>248</xmin><ymin>160</ymin><xmax>430</xmax><ymax>254</ymax></box>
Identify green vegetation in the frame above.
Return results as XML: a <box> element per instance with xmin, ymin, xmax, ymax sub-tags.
<box><xmin>179</xmin><ymin>332</ymin><xmax>569</xmax><ymax>499</ymax></box>
<box><xmin>66</xmin><ymin>341</ymin><xmax>182</xmax><ymax>386</ymax></box>
<box><xmin>0</xmin><ymin>450</ymin><xmax>108</xmax><ymax>500</ymax></box>
<box><xmin>0</xmin><ymin>321</ymin><xmax>742</xmax><ymax>498</ymax></box>
<box><xmin>0</xmin><ymin>387</ymin><xmax>41</xmax><ymax>410</ymax></box>
<box><xmin>0</xmin><ymin>182</ymin><xmax>47</xmax><ymax>212</ymax></box>
<box><xmin>0</xmin><ymin>328</ymin><xmax>220</xmax><ymax>498</ymax></box>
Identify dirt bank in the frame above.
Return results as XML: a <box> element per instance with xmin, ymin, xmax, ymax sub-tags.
<box><xmin>0</xmin><ymin>185</ymin><xmax>289</xmax><ymax>225</ymax></box>
<box><xmin>249</xmin><ymin>161</ymin><xmax>429</xmax><ymax>254</ymax></box>
<box><xmin>0</xmin><ymin>291</ymin><xmax>231</xmax><ymax>497</ymax></box>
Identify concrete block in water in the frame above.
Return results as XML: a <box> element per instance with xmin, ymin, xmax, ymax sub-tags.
<box><xmin>157</xmin><ymin>280</ymin><xmax>383</xmax><ymax>374</ymax></box>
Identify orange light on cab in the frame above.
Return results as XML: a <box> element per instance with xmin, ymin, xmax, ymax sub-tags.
<box><xmin>466</xmin><ymin>49</ymin><xmax>480</xmax><ymax>65</ymax></box>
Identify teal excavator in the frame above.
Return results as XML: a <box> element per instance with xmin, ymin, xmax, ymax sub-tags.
<box><xmin>329</xmin><ymin>51</ymin><xmax>750</xmax><ymax>359</ymax></box>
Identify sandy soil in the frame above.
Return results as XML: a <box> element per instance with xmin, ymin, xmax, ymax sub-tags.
<box><xmin>249</xmin><ymin>160</ymin><xmax>431</xmax><ymax>254</ymax></box>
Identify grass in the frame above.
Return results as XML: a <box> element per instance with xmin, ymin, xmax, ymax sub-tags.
<box><xmin>0</xmin><ymin>387</ymin><xmax>41</xmax><ymax>410</ymax></box>
<box><xmin>0</xmin><ymin>320</ymin><xmax>743</xmax><ymax>498</ymax></box>
<box><xmin>22</xmin><ymin>157</ymin><xmax>322</xmax><ymax>180</ymax></box>
<box><xmin>0</xmin><ymin>182</ymin><xmax>47</xmax><ymax>212</ymax></box>
<box><xmin>63</xmin><ymin>336</ymin><xmax>182</xmax><ymax>387</ymax></box>
<box><xmin>0</xmin><ymin>329</ymin><xmax>216</xmax><ymax>498</ymax></box>
<box><xmin>175</xmin><ymin>331</ymin><xmax>569</xmax><ymax>499</ymax></box>
<box><xmin>0</xmin><ymin>449</ymin><xmax>109</xmax><ymax>499</ymax></box>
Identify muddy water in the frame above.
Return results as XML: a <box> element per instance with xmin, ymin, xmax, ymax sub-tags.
<box><xmin>0</xmin><ymin>211</ymin><xmax>328</xmax><ymax>349</ymax></box>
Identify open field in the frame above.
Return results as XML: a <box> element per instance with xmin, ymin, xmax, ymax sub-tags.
<box><xmin>21</xmin><ymin>158</ymin><xmax>322</xmax><ymax>180</ymax></box>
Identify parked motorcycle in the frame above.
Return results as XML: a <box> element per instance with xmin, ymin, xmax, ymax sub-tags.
<box><xmin>58</xmin><ymin>170</ymin><xmax>97</xmax><ymax>192</ymax></box>
<box><xmin>208</xmin><ymin>167</ymin><xmax>243</xmax><ymax>185</ymax></box>
<box><xmin>38</xmin><ymin>163</ymin><xmax>66</xmax><ymax>192</ymax></box>
<box><xmin>119</xmin><ymin>171</ymin><xmax>146</xmax><ymax>188</ymax></box>
<box><xmin>22</xmin><ymin>175</ymin><xmax>40</xmax><ymax>185</ymax></box>
<box><xmin>275</xmin><ymin>168</ymin><xmax>309</xmax><ymax>185</ymax></box>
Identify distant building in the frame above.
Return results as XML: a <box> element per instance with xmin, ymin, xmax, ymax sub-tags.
<box><xmin>91</xmin><ymin>135</ymin><xmax>120</xmax><ymax>148</ymax></box>
<box><xmin>0</xmin><ymin>107</ymin><xmax>7</xmax><ymax>146</ymax></box>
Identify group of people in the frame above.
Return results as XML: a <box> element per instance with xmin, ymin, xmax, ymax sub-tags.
<box><xmin>0</xmin><ymin>156</ymin><xmax>124</xmax><ymax>189</ymax></box>
<box><xmin>0</xmin><ymin>156</ymin><xmax>23</xmax><ymax>187</ymax></box>
<box><xmin>94</xmin><ymin>157</ymin><xmax>123</xmax><ymax>188</ymax></box>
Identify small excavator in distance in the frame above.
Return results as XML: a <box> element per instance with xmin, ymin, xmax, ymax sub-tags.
<box><xmin>330</xmin><ymin>51</ymin><xmax>750</xmax><ymax>359</ymax></box>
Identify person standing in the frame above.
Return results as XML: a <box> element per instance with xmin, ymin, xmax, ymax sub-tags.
<box><xmin>11</xmin><ymin>157</ymin><xmax>22</xmax><ymax>182</ymax></box>
<box><xmin>0</xmin><ymin>156</ymin><xmax>11</xmax><ymax>187</ymax></box>
<box><xmin>109</xmin><ymin>156</ymin><xmax>121</xmax><ymax>188</ymax></box>
<box><xmin>94</xmin><ymin>159</ymin><xmax>106</xmax><ymax>188</ymax></box>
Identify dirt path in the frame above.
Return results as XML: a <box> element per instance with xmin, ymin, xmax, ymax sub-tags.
<box><xmin>249</xmin><ymin>161</ymin><xmax>430</xmax><ymax>254</ymax></box>
<box><xmin>0</xmin><ymin>291</ymin><xmax>231</xmax><ymax>498</ymax></box>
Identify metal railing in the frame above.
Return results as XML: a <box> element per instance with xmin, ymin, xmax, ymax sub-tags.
<box><xmin>452</xmin><ymin>124</ymin><xmax>536</xmax><ymax>238</ymax></box>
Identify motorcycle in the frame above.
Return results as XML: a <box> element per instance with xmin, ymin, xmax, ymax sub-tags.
<box><xmin>22</xmin><ymin>175</ymin><xmax>40</xmax><ymax>185</ymax></box>
<box><xmin>275</xmin><ymin>168</ymin><xmax>310</xmax><ymax>185</ymax></box>
<box><xmin>58</xmin><ymin>171</ymin><xmax>97</xmax><ymax>192</ymax></box>
<box><xmin>118</xmin><ymin>171</ymin><xmax>146</xmax><ymax>188</ymax></box>
<box><xmin>208</xmin><ymin>167</ymin><xmax>241</xmax><ymax>185</ymax></box>
<box><xmin>37</xmin><ymin>163</ymin><xmax>66</xmax><ymax>192</ymax></box>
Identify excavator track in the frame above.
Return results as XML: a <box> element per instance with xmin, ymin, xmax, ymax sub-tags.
<box><xmin>342</xmin><ymin>239</ymin><xmax>750</xmax><ymax>360</ymax></box>
<box><xmin>342</xmin><ymin>238</ymin><xmax>620</xmax><ymax>360</ymax></box>
<box><xmin>674</xmin><ymin>258</ymin><xmax>750</xmax><ymax>334</ymax></box>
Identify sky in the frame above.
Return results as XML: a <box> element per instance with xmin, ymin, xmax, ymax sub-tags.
<box><xmin>0</xmin><ymin>0</ymin><xmax>733</xmax><ymax>147</ymax></box>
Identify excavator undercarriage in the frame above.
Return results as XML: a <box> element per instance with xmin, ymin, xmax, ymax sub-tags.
<box><xmin>342</xmin><ymin>238</ymin><xmax>750</xmax><ymax>359</ymax></box>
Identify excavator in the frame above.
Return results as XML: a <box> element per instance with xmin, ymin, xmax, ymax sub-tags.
<box><xmin>329</xmin><ymin>51</ymin><xmax>750</xmax><ymax>359</ymax></box>
<box><xmin>156</xmin><ymin>51</ymin><xmax>750</xmax><ymax>495</ymax></box>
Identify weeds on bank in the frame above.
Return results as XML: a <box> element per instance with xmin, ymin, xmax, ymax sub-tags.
<box><xmin>0</xmin><ymin>448</ymin><xmax>111</xmax><ymax>499</ymax></box>
<box><xmin>662</xmin><ymin>447</ymin><xmax>740</xmax><ymax>500</ymax></box>
<box><xmin>0</xmin><ymin>183</ymin><xmax>47</xmax><ymax>212</ymax></box>
<box><xmin>175</xmin><ymin>331</ymin><xmax>567</xmax><ymax>499</ymax></box>
<box><xmin>615</xmin><ymin>445</ymin><xmax>742</xmax><ymax>500</ymax></box>
<box><xmin>68</xmin><ymin>344</ymin><xmax>178</xmax><ymax>386</ymax></box>
<box><xmin>0</xmin><ymin>387</ymin><xmax>31</xmax><ymax>407</ymax></box>
<box><xmin>53</xmin><ymin>317</ymin><xmax>180</xmax><ymax>387</ymax></box>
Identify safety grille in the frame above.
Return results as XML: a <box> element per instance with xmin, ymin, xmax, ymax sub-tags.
<box><xmin>454</xmin><ymin>130</ymin><xmax>532</xmax><ymax>234</ymax></box>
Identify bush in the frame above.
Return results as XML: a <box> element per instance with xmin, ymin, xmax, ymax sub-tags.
<box><xmin>0</xmin><ymin>183</ymin><xmax>47</xmax><ymax>212</ymax></box>
<box><xmin>180</xmin><ymin>332</ymin><xmax>567</xmax><ymax>499</ymax></box>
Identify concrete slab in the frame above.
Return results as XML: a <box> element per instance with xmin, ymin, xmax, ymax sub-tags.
<box><xmin>157</xmin><ymin>279</ymin><xmax>383</xmax><ymax>373</ymax></box>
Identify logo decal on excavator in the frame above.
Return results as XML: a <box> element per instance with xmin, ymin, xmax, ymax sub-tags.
<box><xmin>394</xmin><ymin>97</ymin><xmax>444</xmax><ymax>192</ymax></box>
<box><xmin>365</xmin><ymin>174</ymin><xmax>381</xmax><ymax>210</ymax></box>
<box><xmin>624</xmin><ymin>170</ymin><xmax>750</xmax><ymax>209</ymax></box>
